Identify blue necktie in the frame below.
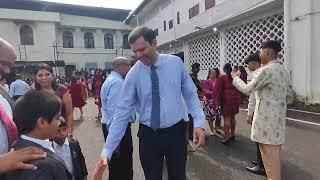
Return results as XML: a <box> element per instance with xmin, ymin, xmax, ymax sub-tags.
<box><xmin>150</xmin><ymin>65</ymin><xmax>160</xmax><ymax>130</ymax></box>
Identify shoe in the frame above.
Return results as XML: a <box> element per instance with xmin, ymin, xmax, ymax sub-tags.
<box><xmin>251</xmin><ymin>160</ymin><xmax>258</xmax><ymax>165</ymax></box>
<box><xmin>209</xmin><ymin>131</ymin><xmax>215</xmax><ymax>136</ymax></box>
<box><xmin>230</xmin><ymin>136</ymin><xmax>236</xmax><ymax>141</ymax></box>
<box><xmin>215</xmin><ymin>133</ymin><xmax>225</xmax><ymax>139</ymax></box>
<box><xmin>220</xmin><ymin>138</ymin><xmax>231</xmax><ymax>145</ymax></box>
<box><xmin>245</xmin><ymin>165</ymin><xmax>266</xmax><ymax>176</ymax></box>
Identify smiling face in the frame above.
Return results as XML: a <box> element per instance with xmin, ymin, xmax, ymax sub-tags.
<box><xmin>36</xmin><ymin>69</ymin><xmax>54</xmax><ymax>89</ymax></box>
<box><xmin>130</xmin><ymin>36</ymin><xmax>158</xmax><ymax>66</ymax></box>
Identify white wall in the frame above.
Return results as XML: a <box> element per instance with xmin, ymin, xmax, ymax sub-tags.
<box><xmin>0</xmin><ymin>20</ymin><xmax>56</xmax><ymax>62</ymax></box>
<box><xmin>285</xmin><ymin>0</ymin><xmax>320</xmax><ymax>103</ymax></box>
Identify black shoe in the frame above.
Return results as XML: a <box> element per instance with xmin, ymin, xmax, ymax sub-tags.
<box><xmin>220</xmin><ymin>138</ymin><xmax>231</xmax><ymax>145</ymax></box>
<box><xmin>230</xmin><ymin>136</ymin><xmax>236</xmax><ymax>141</ymax></box>
<box><xmin>245</xmin><ymin>165</ymin><xmax>266</xmax><ymax>176</ymax></box>
<box><xmin>251</xmin><ymin>160</ymin><xmax>258</xmax><ymax>165</ymax></box>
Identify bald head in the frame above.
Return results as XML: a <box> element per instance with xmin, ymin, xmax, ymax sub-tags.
<box><xmin>0</xmin><ymin>38</ymin><xmax>16</xmax><ymax>75</ymax></box>
<box><xmin>112</xmin><ymin>57</ymin><xmax>131</xmax><ymax>78</ymax></box>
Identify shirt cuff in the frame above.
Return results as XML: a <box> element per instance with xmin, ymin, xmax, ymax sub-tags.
<box><xmin>193</xmin><ymin>116</ymin><xmax>206</xmax><ymax>129</ymax></box>
<box><xmin>101</xmin><ymin>147</ymin><xmax>112</xmax><ymax>160</ymax></box>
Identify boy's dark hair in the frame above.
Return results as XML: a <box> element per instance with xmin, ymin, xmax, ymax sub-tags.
<box><xmin>245</xmin><ymin>52</ymin><xmax>261</xmax><ymax>64</ymax></box>
<box><xmin>13</xmin><ymin>91</ymin><xmax>62</xmax><ymax>134</ymax></box>
<box><xmin>128</xmin><ymin>26</ymin><xmax>156</xmax><ymax>45</ymax></box>
<box><xmin>191</xmin><ymin>63</ymin><xmax>200</xmax><ymax>70</ymax></box>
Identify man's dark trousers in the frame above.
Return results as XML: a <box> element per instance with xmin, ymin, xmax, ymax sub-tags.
<box><xmin>102</xmin><ymin>124</ymin><xmax>133</xmax><ymax>180</ymax></box>
<box><xmin>138</xmin><ymin>120</ymin><xmax>187</xmax><ymax>180</ymax></box>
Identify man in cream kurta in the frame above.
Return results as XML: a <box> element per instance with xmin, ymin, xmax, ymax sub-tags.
<box><xmin>231</xmin><ymin>40</ymin><xmax>294</xmax><ymax>180</ymax></box>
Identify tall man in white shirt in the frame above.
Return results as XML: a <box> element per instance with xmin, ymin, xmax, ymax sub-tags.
<box><xmin>92</xmin><ymin>26</ymin><xmax>205</xmax><ymax>180</ymax></box>
<box><xmin>100</xmin><ymin>57</ymin><xmax>133</xmax><ymax>180</ymax></box>
<box><xmin>243</xmin><ymin>53</ymin><xmax>266</xmax><ymax>176</ymax></box>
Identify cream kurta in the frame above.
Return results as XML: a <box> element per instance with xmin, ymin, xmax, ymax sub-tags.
<box><xmin>233</xmin><ymin>60</ymin><xmax>294</xmax><ymax>145</ymax></box>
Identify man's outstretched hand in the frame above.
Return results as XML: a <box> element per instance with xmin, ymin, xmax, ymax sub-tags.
<box><xmin>91</xmin><ymin>156</ymin><xmax>109</xmax><ymax>180</ymax></box>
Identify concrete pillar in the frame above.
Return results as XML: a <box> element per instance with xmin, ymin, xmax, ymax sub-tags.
<box><xmin>284</xmin><ymin>0</ymin><xmax>320</xmax><ymax>103</ymax></box>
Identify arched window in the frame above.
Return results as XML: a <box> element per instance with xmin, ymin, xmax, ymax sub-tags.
<box><xmin>84</xmin><ymin>32</ymin><xmax>95</xmax><ymax>48</ymax></box>
<box><xmin>122</xmin><ymin>34</ymin><xmax>130</xmax><ymax>49</ymax></box>
<box><xmin>62</xmin><ymin>31</ymin><xmax>74</xmax><ymax>48</ymax></box>
<box><xmin>20</xmin><ymin>25</ymin><xmax>34</xmax><ymax>45</ymax></box>
<box><xmin>104</xmin><ymin>33</ymin><xmax>113</xmax><ymax>49</ymax></box>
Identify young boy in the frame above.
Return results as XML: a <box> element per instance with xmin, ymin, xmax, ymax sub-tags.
<box><xmin>5</xmin><ymin>91</ymin><xmax>72</xmax><ymax>180</ymax></box>
<box><xmin>52</xmin><ymin>117</ymin><xmax>88</xmax><ymax>180</ymax></box>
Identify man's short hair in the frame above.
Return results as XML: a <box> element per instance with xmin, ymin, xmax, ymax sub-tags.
<box><xmin>260</xmin><ymin>40</ymin><xmax>282</xmax><ymax>54</ymax></box>
<box><xmin>112</xmin><ymin>57</ymin><xmax>130</xmax><ymax>69</ymax></box>
<box><xmin>13</xmin><ymin>91</ymin><xmax>62</xmax><ymax>134</ymax></box>
<box><xmin>245</xmin><ymin>52</ymin><xmax>261</xmax><ymax>64</ymax></box>
<box><xmin>128</xmin><ymin>26</ymin><xmax>156</xmax><ymax>45</ymax></box>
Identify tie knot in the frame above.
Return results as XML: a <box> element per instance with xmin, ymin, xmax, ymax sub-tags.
<box><xmin>151</xmin><ymin>65</ymin><xmax>156</xmax><ymax>71</ymax></box>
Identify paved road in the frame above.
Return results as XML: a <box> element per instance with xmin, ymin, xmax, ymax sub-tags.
<box><xmin>74</xmin><ymin>98</ymin><xmax>320</xmax><ymax>180</ymax></box>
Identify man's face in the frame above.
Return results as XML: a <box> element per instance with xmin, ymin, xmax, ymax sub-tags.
<box><xmin>259</xmin><ymin>48</ymin><xmax>272</xmax><ymax>65</ymax></box>
<box><xmin>53</xmin><ymin>125</ymin><xmax>67</xmax><ymax>144</ymax></box>
<box><xmin>130</xmin><ymin>36</ymin><xmax>157</xmax><ymax>66</ymax></box>
<box><xmin>0</xmin><ymin>43</ymin><xmax>16</xmax><ymax>76</ymax></box>
<box><xmin>247</xmin><ymin>61</ymin><xmax>257</xmax><ymax>71</ymax></box>
<box><xmin>118</xmin><ymin>64</ymin><xmax>131</xmax><ymax>78</ymax></box>
<box><xmin>38</xmin><ymin>113</ymin><xmax>61</xmax><ymax>139</ymax></box>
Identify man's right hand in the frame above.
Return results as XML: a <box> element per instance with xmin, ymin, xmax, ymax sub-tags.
<box><xmin>0</xmin><ymin>147</ymin><xmax>47</xmax><ymax>173</ymax></box>
<box><xmin>246</xmin><ymin>115</ymin><xmax>253</xmax><ymax>124</ymax></box>
<box><xmin>91</xmin><ymin>156</ymin><xmax>109</xmax><ymax>180</ymax></box>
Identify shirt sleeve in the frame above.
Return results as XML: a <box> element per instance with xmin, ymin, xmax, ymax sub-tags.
<box><xmin>233</xmin><ymin>68</ymin><xmax>271</xmax><ymax>95</ymax></box>
<box><xmin>9</xmin><ymin>83</ymin><xmax>14</xmax><ymax>97</ymax></box>
<box><xmin>106</xmin><ymin>80</ymin><xmax>123</xmax><ymax>127</ymax></box>
<box><xmin>181</xmin><ymin>64</ymin><xmax>205</xmax><ymax>128</ymax></box>
<box><xmin>247</xmin><ymin>93</ymin><xmax>256</xmax><ymax>116</ymax></box>
<box><xmin>101</xmin><ymin>70</ymin><xmax>137</xmax><ymax>160</ymax></box>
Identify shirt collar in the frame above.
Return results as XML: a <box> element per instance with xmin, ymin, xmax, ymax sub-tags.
<box><xmin>21</xmin><ymin>135</ymin><xmax>55</xmax><ymax>152</ymax></box>
<box><xmin>142</xmin><ymin>53</ymin><xmax>162</xmax><ymax>69</ymax></box>
<box><xmin>111</xmin><ymin>71</ymin><xmax>124</xmax><ymax>80</ymax></box>
<box><xmin>53</xmin><ymin>138</ymin><xmax>69</xmax><ymax>149</ymax></box>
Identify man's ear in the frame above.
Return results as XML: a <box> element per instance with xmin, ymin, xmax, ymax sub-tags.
<box><xmin>36</xmin><ymin>117</ymin><xmax>48</xmax><ymax>129</ymax></box>
<box><xmin>151</xmin><ymin>39</ymin><xmax>157</xmax><ymax>48</ymax></box>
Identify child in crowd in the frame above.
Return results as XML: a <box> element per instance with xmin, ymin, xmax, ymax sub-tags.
<box><xmin>52</xmin><ymin>117</ymin><xmax>88</xmax><ymax>180</ymax></box>
<box><xmin>6</xmin><ymin>91</ymin><xmax>72</xmax><ymax>180</ymax></box>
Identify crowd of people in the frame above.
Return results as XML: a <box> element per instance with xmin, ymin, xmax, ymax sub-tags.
<box><xmin>0</xmin><ymin>26</ymin><xmax>293</xmax><ymax>180</ymax></box>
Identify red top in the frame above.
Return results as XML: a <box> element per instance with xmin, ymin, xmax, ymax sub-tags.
<box><xmin>213</xmin><ymin>75</ymin><xmax>241</xmax><ymax>116</ymax></box>
<box><xmin>55</xmin><ymin>85</ymin><xmax>69</xmax><ymax>118</ymax></box>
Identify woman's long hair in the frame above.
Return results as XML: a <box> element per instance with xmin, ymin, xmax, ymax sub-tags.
<box><xmin>207</xmin><ymin>67</ymin><xmax>221</xmax><ymax>80</ymax></box>
<box><xmin>34</xmin><ymin>63</ymin><xmax>58</xmax><ymax>91</ymax></box>
<box><xmin>223</xmin><ymin>63</ymin><xmax>233</xmax><ymax>81</ymax></box>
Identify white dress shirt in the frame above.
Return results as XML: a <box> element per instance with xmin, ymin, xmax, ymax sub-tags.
<box><xmin>0</xmin><ymin>94</ymin><xmax>13</xmax><ymax>154</ymax></box>
<box><xmin>53</xmin><ymin>139</ymin><xmax>74</xmax><ymax>177</ymax></box>
<box><xmin>21</xmin><ymin>135</ymin><xmax>55</xmax><ymax>152</ymax></box>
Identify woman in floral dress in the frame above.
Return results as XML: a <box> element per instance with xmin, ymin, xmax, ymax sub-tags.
<box><xmin>203</xmin><ymin>68</ymin><xmax>221</xmax><ymax>135</ymax></box>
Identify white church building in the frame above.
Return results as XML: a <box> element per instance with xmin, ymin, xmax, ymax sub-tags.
<box><xmin>125</xmin><ymin>0</ymin><xmax>320</xmax><ymax>104</ymax></box>
<box><xmin>0</xmin><ymin>0</ymin><xmax>133</xmax><ymax>77</ymax></box>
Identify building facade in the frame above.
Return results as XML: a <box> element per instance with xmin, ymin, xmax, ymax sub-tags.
<box><xmin>0</xmin><ymin>0</ymin><xmax>133</xmax><ymax>77</ymax></box>
<box><xmin>125</xmin><ymin>0</ymin><xmax>320</xmax><ymax>103</ymax></box>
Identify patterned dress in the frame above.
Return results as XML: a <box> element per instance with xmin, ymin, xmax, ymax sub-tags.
<box><xmin>202</xmin><ymin>79</ymin><xmax>220</xmax><ymax>120</ymax></box>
